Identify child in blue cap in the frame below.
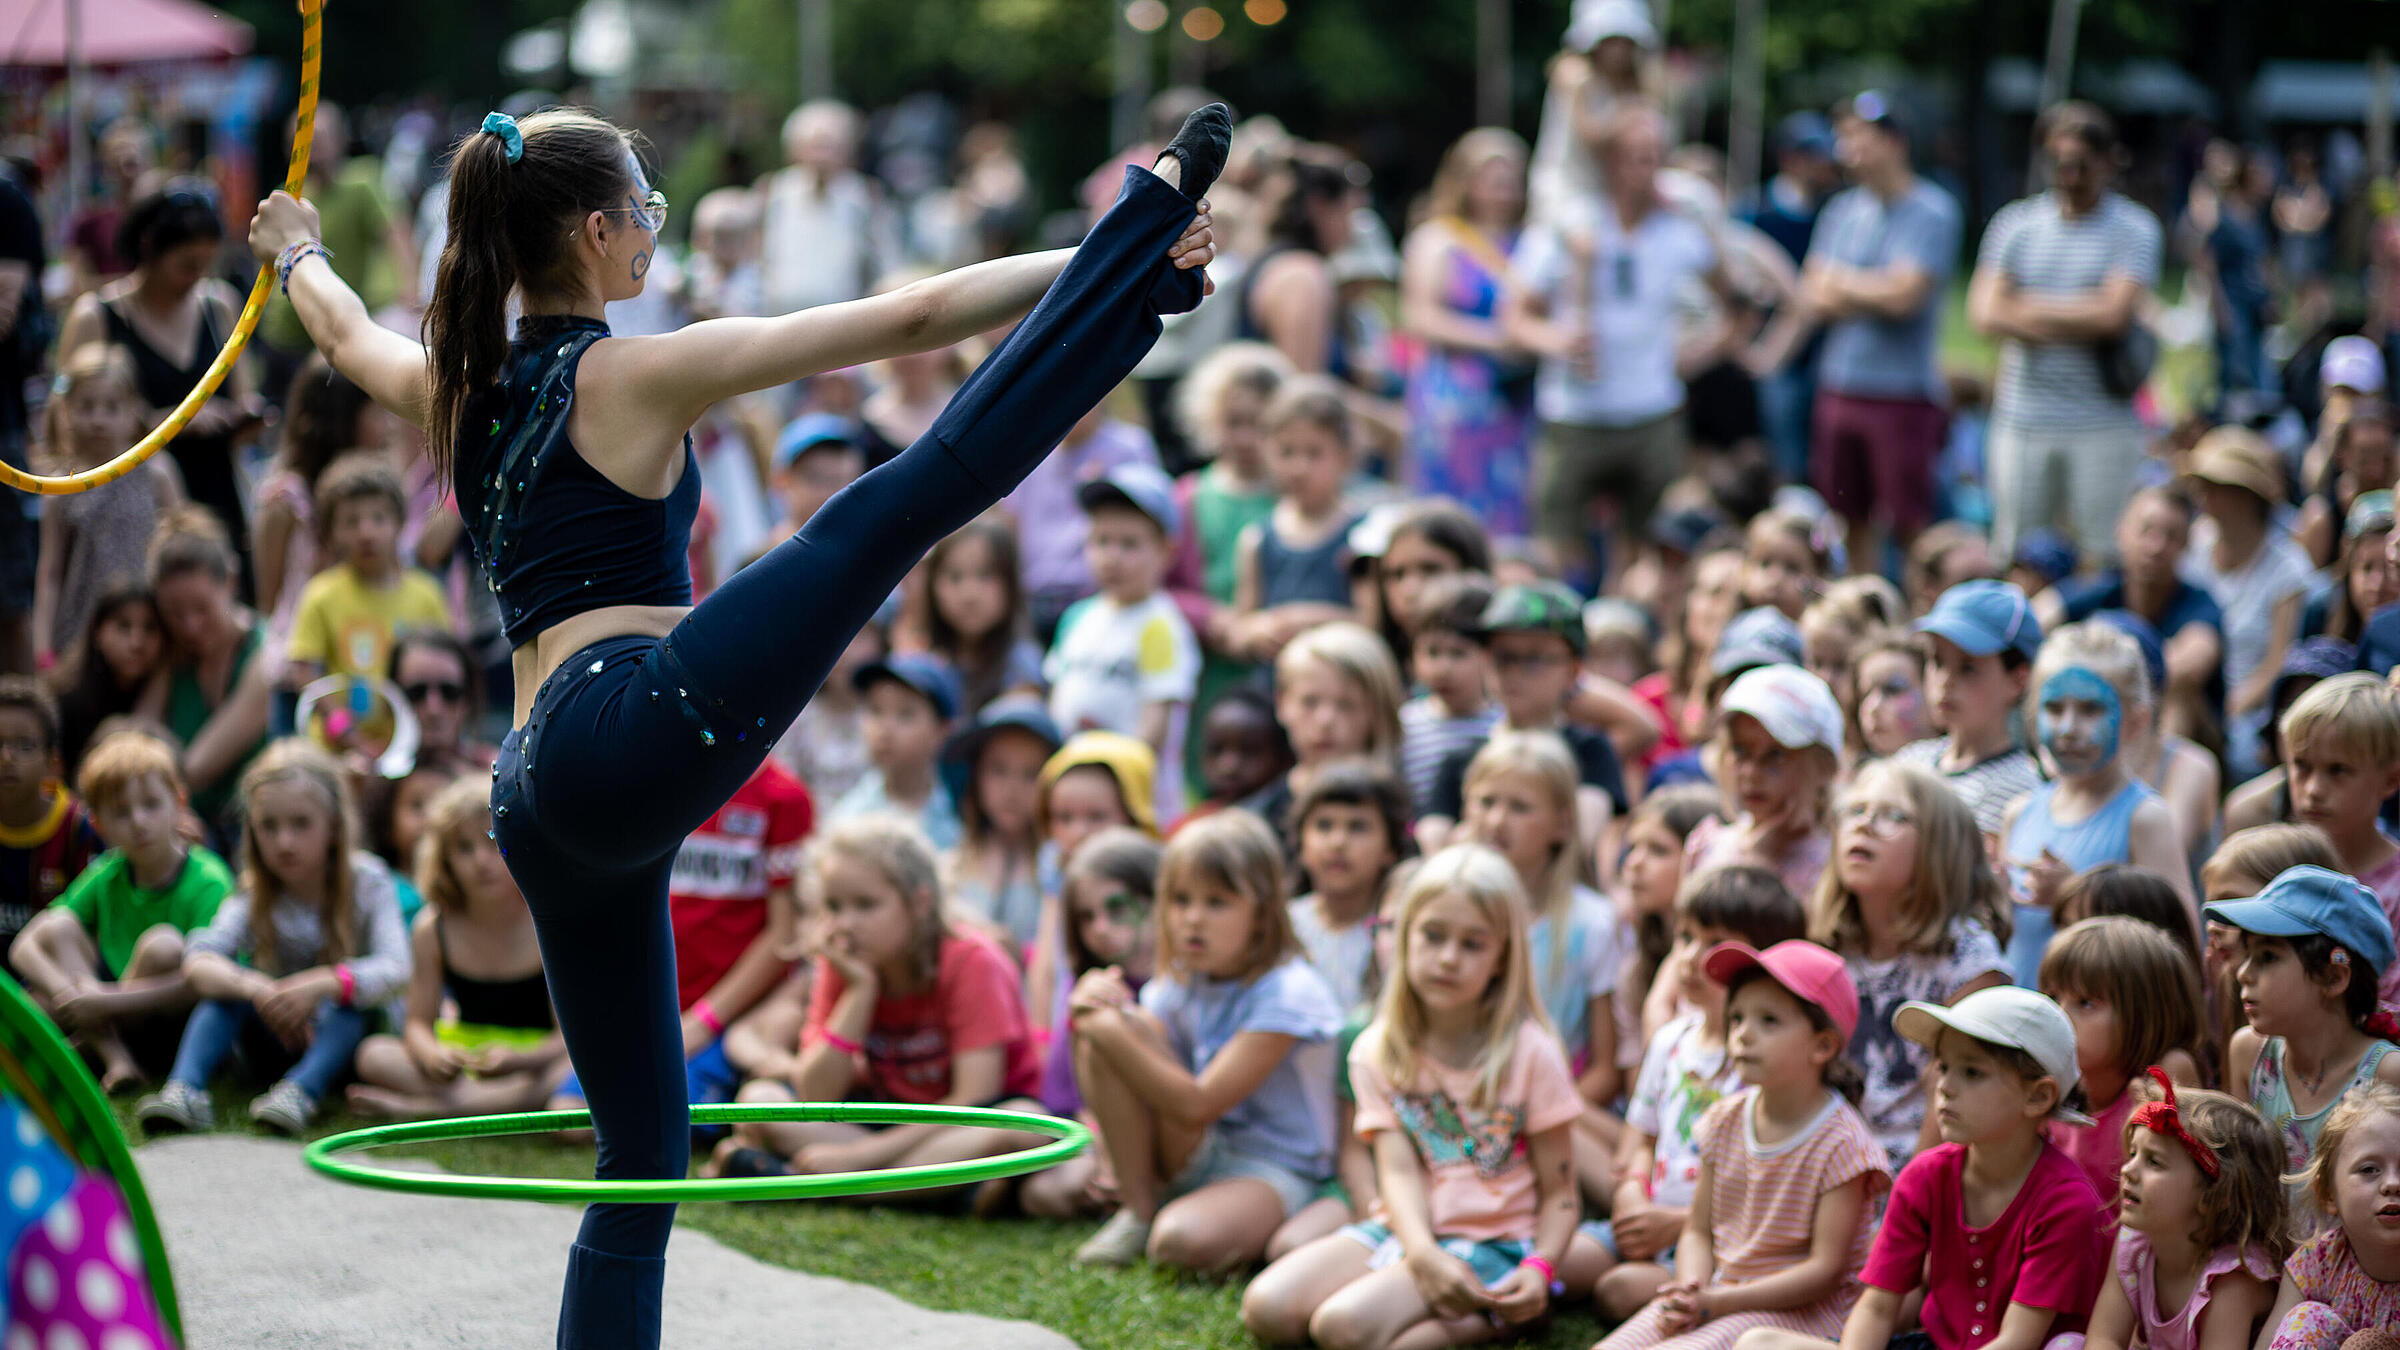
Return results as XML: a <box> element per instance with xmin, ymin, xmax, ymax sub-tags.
<box><xmin>2210</xmin><ymin>863</ymin><xmax>2400</xmax><ymax>1230</ymax></box>
<box><xmin>1893</xmin><ymin>579</ymin><xmax>2043</xmax><ymax>842</ymax></box>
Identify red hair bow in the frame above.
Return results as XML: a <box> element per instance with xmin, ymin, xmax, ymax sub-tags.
<box><xmin>2126</xmin><ymin>1066</ymin><xmax>2217</xmax><ymax>1180</ymax></box>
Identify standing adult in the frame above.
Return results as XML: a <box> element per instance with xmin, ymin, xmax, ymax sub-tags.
<box><xmin>1739</xmin><ymin>112</ymin><xmax>1844</xmax><ymax>484</ymax></box>
<box><xmin>2034</xmin><ymin>485</ymin><xmax>2225</xmax><ymax>751</ymax></box>
<box><xmin>247</xmin><ymin>101</ymin><xmax>1223</xmax><ymax>1349</ymax></box>
<box><xmin>64</xmin><ymin>122</ymin><xmax>156</xmax><ymax>297</ymax></box>
<box><xmin>1968</xmin><ymin>101</ymin><xmax>2161</xmax><ymax>562</ymax></box>
<box><xmin>1399</xmin><ymin>128</ymin><xmax>1536</xmax><ymax>540</ymax></box>
<box><xmin>1238</xmin><ymin>145</ymin><xmax>1362</xmax><ymax>379</ymax></box>
<box><xmin>757</xmin><ymin>100</ymin><xmax>902</xmax><ymax>317</ymax></box>
<box><xmin>57</xmin><ymin>182</ymin><xmax>261</xmax><ymax>587</ymax></box>
<box><xmin>1526</xmin><ymin>0</ymin><xmax>1659</xmax><ymax>227</ymax></box>
<box><xmin>1506</xmin><ymin>103</ymin><xmax>1733</xmax><ymax>586</ymax></box>
<box><xmin>0</xmin><ymin>163</ymin><xmax>44</xmax><ymax>675</ymax></box>
<box><xmin>1753</xmin><ymin>91</ymin><xmax>1961</xmax><ymax>570</ymax></box>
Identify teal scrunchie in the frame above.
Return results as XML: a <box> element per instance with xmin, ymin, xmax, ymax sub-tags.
<box><xmin>481</xmin><ymin>111</ymin><xmax>523</xmax><ymax>164</ymax></box>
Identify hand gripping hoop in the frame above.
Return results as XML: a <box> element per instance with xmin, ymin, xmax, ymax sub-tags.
<box><xmin>0</xmin><ymin>0</ymin><xmax>326</xmax><ymax>497</ymax></box>
<box><xmin>304</xmin><ymin>1102</ymin><xmax>1090</xmax><ymax>1202</ymax></box>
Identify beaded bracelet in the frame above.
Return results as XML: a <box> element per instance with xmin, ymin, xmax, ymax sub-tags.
<box><xmin>275</xmin><ymin>239</ymin><xmax>333</xmax><ymax>294</ymax></box>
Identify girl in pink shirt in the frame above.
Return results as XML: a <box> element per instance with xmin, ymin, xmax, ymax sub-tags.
<box><xmin>2035</xmin><ymin>917</ymin><xmax>2205</xmax><ymax>1213</ymax></box>
<box><xmin>1241</xmin><ymin>844</ymin><xmax>1596</xmax><ymax>1349</ymax></box>
<box><xmin>1601</xmin><ymin>940</ymin><xmax>1888</xmax><ymax>1350</ymax></box>
<box><xmin>2070</xmin><ymin>1073</ymin><xmax>2286</xmax><ymax>1350</ymax></box>
<box><xmin>2262</xmin><ymin>1082</ymin><xmax>2400</xmax><ymax>1350</ymax></box>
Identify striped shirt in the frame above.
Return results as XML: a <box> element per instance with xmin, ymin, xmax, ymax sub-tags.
<box><xmin>1977</xmin><ymin>192</ymin><xmax>2162</xmax><ymax>430</ymax></box>
<box><xmin>1894</xmin><ymin>737</ymin><xmax>2044</xmax><ymax>836</ymax></box>
<box><xmin>1694</xmin><ymin>1088</ymin><xmax>1889</xmax><ymax>1288</ymax></box>
<box><xmin>1399</xmin><ymin>696</ymin><xmax>1498</xmax><ymax>817</ymax></box>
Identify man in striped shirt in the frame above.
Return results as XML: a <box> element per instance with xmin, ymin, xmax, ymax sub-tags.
<box><xmin>1969</xmin><ymin>101</ymin><xmax>2162</xmax><ymax>565</ymax></box>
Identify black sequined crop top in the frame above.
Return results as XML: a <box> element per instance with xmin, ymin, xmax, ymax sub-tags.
<box><xmin>454</xmin><ymin>316</ymin><xmax>701</xmax><ymax>648</ymax></box>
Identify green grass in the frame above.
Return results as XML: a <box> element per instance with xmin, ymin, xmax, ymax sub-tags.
<box><xmin>114</xmin><ymin>1092</ymin><xmax>1607</xmax><ymax>1350</ymax></box>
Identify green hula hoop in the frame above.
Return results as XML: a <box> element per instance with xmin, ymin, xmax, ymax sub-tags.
<box><xmin>303</xmin><ymin>1102</ymin><xmax>1087</xmax><ymax>1203</ymax></box>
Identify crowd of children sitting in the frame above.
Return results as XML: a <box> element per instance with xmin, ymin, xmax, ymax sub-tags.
<box><xmin>5</xmin><ymin>337</ymin><xmax>2400</xmax><ymax>1350</ymax></box>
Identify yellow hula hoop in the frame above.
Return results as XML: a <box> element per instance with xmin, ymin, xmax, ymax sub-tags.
<box><xmin>0</xmin><ymin>0</ymin><xmax>325</xmax><ymax>497</ymax></box>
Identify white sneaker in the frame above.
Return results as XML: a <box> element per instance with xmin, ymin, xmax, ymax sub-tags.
<box><xmin>1073</xmin><ymin>1209</ymin><xmax>1152</xmax><ymax>1267</ymax></box>
<box><xmin>248</xmin><ymin>1079</ymin><xmax>318</xmax><ymax>1136</ymax></box>
<box><xmin>135</xmin><ymin>1081</ymin><xmax>214</xmax><ymax>1134</ymax></box>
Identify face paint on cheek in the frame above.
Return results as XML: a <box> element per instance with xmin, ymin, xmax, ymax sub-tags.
<box><xmin>2038</xmin><ymin>666</ymin><xmax>2122</xmax><ymax>766</ymax></box>
<box><xmin>630</xmin><ymin>249</ymin><xmax>651</xmax><ymax>281</ymax></box>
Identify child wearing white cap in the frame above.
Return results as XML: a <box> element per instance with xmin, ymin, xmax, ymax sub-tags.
<box><xmin>1729</xmin><ymin>986</ymin><xmax>2112</xmax><ymax>1350</ymax></box>
<box><xmin>1686</xmin><ymin>665</ymin><xmax>1844</xmax><ymax>902</ymax></box>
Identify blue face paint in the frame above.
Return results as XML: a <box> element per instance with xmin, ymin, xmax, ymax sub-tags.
<box><xmin>2037</xmin><ymin>666</ymin><xmax>2122</xmax><ymax>770</ymax></box>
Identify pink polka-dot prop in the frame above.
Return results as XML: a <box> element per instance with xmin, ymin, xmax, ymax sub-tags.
<box><xmin>3</xmin><ymin>1179</ymin><xmax>168</xmax><ymax>1350</ymax></box>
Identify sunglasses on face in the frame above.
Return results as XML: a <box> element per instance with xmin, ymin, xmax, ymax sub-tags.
<box><xmin>403</xmin><ymin>679</ymin><xmax>467</xmax><ymax>706</ymax></box>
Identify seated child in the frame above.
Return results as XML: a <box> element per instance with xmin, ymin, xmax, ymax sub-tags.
<box><xmin>285</xmin><ymin>452</ymin><xmax>452</xmax><ymax>686</ymax></box>
<box><xmin>2259</xmin><ymin>1082</ymin><xmax>2400</xmax><ymax>1350</ymax></box>
<box><xmin>1396</xmin><ymin>573</ymin><xmax>1497</xmax><ymax>819</ymax></box>
<box><xmin>0</xmin><ymin>676</ymin><xmax>101</xmax><ymax>955</ymax></box>
<box><xmin>11</xmin><ymin>731</ymin><xmax>232</xmax><ymax>1089</ymax></box>
<box><xmin>1287</xmin><ymin>758</ymin><xmax>1407</xmax><ymax>1011</ymax></box>
<box><xmin>135</xmin><ymin>741</ymin><xmax>410</xmax><ymax>1136</ymax></box>
<box><xmin>710</xmin><ymin>816</ymin><xmax>1049</xmax><ymax>1201</ymax></box>
<box><xmin>1070</xmin><ymin>809</ymin><xmax>1342</xmax><ymax>1271</ymax></box>
<box><xmin>1734</xmin><ymin>987</ymin><xmax>2112</xmax><ymax>1350</ymax></box>
<box><xmin>1602</xmin><ymin>941</ymin><xmax>1889</xmax><ymax>1350</ymax></box>
<box><xmin>1185</xmin><ymin>686</ymin><xmax>1293</xmax><ymax>827</ymax></box>
<box><xmin>2035</xmin><ymin>916</ymin><xmax>2205</xmax><ymax>1212</ymax></box>
<box><xmin>1596</xmin><ymin>865</ymin><xmax>1808</xmax><ymax>1321</ymax></box>
<box><xmin>1685</xmin><ymin>665</ymin><xmax>1843</xmax><ymax>902</ymax></box>
<box><xmin>351</xmin><ymin>778</ymin><xmax>566</xmax><ymax>1119</ymax></box>
<box><xmin>1241</xmin><ymin>845</ymin><xmax>1595</xmax><ymax>1349</ymax></box>
<box><xmin>833</xmin><ymin>652</ymin><xmax>965</xmax><ymax>851</ymax></box>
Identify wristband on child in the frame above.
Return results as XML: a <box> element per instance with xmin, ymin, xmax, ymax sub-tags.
<box><xmin>820</xmin><ymin>1029</ymin><xmax>863</xmax><ymax>1056</ymax></box>
<box><xmin>275</xmin><ymin>239</ymin><xmax>333</xmax><ymax>294</ymax></box>
<box><xmin>691</xmin><ymin>998</ymin><xmax>724</xmax><ymax>1035</ymax></box>
<box><xmin>333</xmin><ymin>964</ymin><xmax>357</xmax><ymax>1006</ymax></box>
<box><xmin>1519</xmin><ymin>1253</ymin><xmax>1559</xmax><ymax>1296</ymax></box>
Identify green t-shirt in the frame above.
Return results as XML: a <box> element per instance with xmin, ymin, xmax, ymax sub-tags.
<box><xmin>55</xmin><ymin>846</ymin><xmax>234</xmax><ymax>976</ymax></box>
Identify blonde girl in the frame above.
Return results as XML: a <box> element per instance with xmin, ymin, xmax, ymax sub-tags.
<box><xmin>351</xmin><ymin>777</ymin><xmax>566</xmax><ymax>1120</ymax></box>
<box><xmin>2258</xmin><ymin>1081</ymin><xmax>2400</xmax><ymax>1350</ymax></box>
<box><xmin>1810</xmin><ymin>760</ymin><xmax>2012</xmax><ymax>1169</ymax></box>
<box><xmin>2079</xmin><ymin>1077</ymin><xmax>2289</xmax><ymax>1350</ymax></box>
<box><xmin>1740</xmin><ymin>510</ymin><xmax>1830</xmax><ymax>621</ymax></box>
<box><xmin>137</xmin><ymin>740</ymin><xmax>410</xmax><ymax>1136</ymax></box>
<box><xmin>1602</xmin><ymin>940</ymin><xmax>1888</xmax><ymax>1350</ymax></box>
<box><xmin>1688</xmin><ymin>665</ymin><xmax>1843</xmax><ymax>902</ymax></box>
<box><xmin>1070</xmin><ymin>809</ymin><xmax>1343</xmax><ymax>1271</ymax></box>
<box><xmin>2036</xmin><ymin>916</ymin><xmax>2206</xmax><ymax>1211</ymax></box>
<box><xmin>712</xmin><ymin>816</ymin><xmax>1048</xmax><ymax>1195</ymax></box>
<box><xmin>2000</xmin><ymin>620</ymin><xmax>2193</xmax><ymax>985</ymax></box>
<box><xmin>1021</xmin><ymin>826</ymin><xmax>1164</xmax><ymax>1220</ymax></box>
<box><xmin>1250</xmin><ymin>621</ymin><xmax>1406</xmax><ymax>848</ymax></box>
<box><xmin>33</xmin><ymin>344</ymin><xmax>181</xmax><ymax>668</ymax></box>
<box><xmin>2208</xmin><ymin>865</ymin><xmax>2400</xmax><ymax>1230</ymax></box>
<box><xmin>1243</xmin><ymin>844</ymin><xmax>1593</xmax><ymax>1349</ymax></box>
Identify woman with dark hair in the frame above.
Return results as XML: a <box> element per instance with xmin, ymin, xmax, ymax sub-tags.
<box><xmin>1238</xmin><ymin>146</ymin><xmax>1363</xmax><ymax>378</ymax></box>
<box><xmin>245</xmin><ymin>101</ymin><xmax>1226</xmax><ymax>1348</ymax></box>
<box><xmin>57</xmin><ymin>181</ymin><xmax>261</xmax><ymax>575</ymax></box>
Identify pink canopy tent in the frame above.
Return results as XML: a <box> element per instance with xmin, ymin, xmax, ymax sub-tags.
<box><xmin>0</xmin><ymin>0</ymin><xmax>252</xmax><ymax>67</ymax></box>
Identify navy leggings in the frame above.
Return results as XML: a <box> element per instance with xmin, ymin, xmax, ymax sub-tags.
<box><xmin>489</xmin><ymin>166</ymin><xmax>1201</xmax><ymax>1350</ymax></box>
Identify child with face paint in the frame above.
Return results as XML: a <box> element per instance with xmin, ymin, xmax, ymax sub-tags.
<box><xmin>1998</xmin><ymin>623</ymin><xmax>2194</xmax><ymax>987</ymax></box>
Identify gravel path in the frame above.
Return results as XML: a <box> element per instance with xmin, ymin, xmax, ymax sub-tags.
<box><xmin>137</xmin><ymin>1135</ymin><xmax>1079</xmax><ymax>1350</ymax></box>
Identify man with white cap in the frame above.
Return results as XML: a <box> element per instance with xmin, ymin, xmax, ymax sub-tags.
<box><xmin>1734</xmin><ymin>985</ymin><xmax>2112</xmax><ymax>1350</ymax></box>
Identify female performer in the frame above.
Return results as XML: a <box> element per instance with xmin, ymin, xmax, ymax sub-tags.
<box><xmin>246</xmin><ymin>102</ymin><xmax>1229</xmax><ymax>1349</ymax></box>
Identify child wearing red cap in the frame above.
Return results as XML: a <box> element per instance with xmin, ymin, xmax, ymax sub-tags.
<box><xmin>1599</xmin><ymin>941</ymin><xmax>1888</xmax><ymax>1350</ymax></box>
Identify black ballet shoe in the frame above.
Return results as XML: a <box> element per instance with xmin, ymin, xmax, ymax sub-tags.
<box><xmin>1155</xmin><ymin>102</ymin><xmax>1233</xmax><ymax>202</ymax></box>
<box><xmin>718</xmin><ymin>1146</ymin><xmax>795</xmax><ymax>1179</ymax></box>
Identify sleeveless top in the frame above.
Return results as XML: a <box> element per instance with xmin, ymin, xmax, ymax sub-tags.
<box><xmin>2250</xmin><ymin>1034</ymin><xmax>2395</xmax><ymax>1231</ymax></box>
<box><xmin>2002</xmin><ymin>777</ymin><xmax>2154</xmax><ymax>982</ymax></box>
<box><xmin>436</xmin><ymin>915</ymin><xmax>555</xmax><ymax>1031</ymax></box>
<box><xmin>1236</xmin><ymin>244</ymin><xmax>1352</xmax><ymax>382</ymax></box>
<box><xmin>453</xmin><ymin>315</ymin><xmax>701</xmax><ymax>647</ymax></box>
<box><xmin>2110</xmin><ymin>1230</ymin><xmax>2276</xmax><ymax>1350</ymax></box>
<box><xmin>100</xmin><ymin>294</ymin><xmax>243</xmax><ymax>551</ymax></box>
<box><xmin>1255</xmin><ymin>510</ymin><xmax>1360</xmax><ymax>610</ymax></box>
